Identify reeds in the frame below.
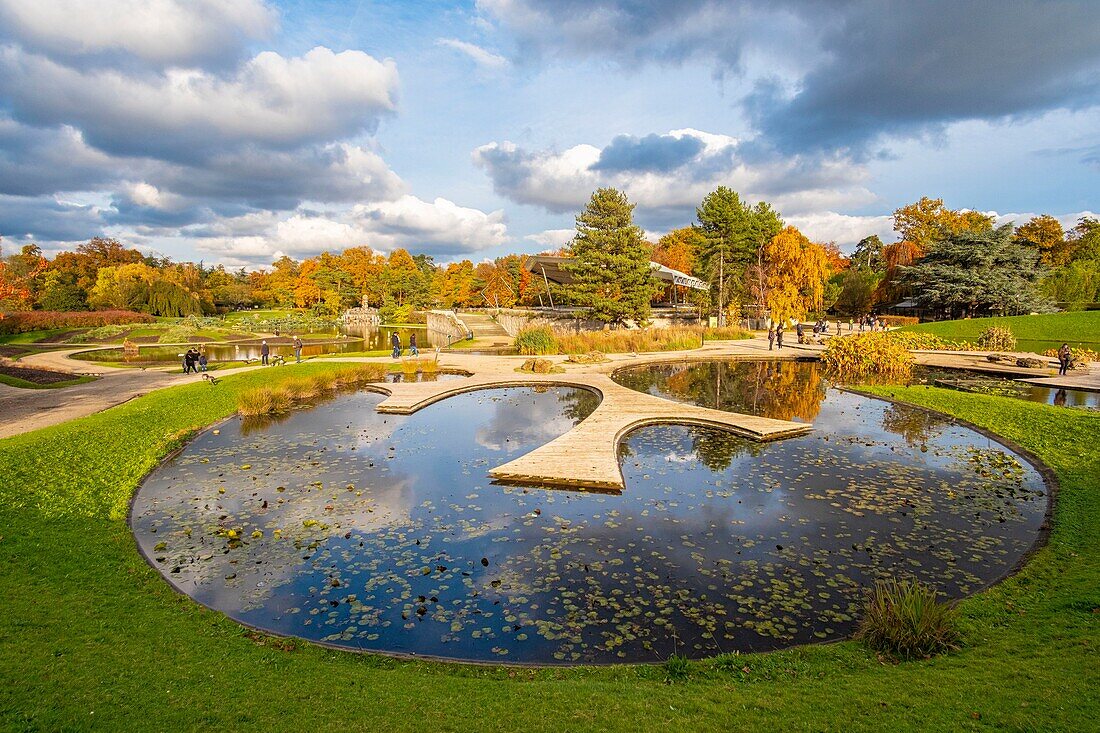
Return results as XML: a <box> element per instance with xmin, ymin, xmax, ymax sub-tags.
<box><xmin>236</xmin><ymin>363</ymin><xmax>387</xmax><ymax>416</ymax></box>
<box><xmin>514</xmin><ymin>325</ymin><xmax>752</xmax><ymax>355</ymax></box>
<box><xmin>855</xmin><ymin>577</ymin><xmax>961</xmax><ymax>659</ymax></box>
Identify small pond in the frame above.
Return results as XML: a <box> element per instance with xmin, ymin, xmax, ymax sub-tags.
<box><xmin>133</xmin><ymin>363</ymin><xmax>1048</xmax><ymax>664</ymax></box>
<box><xmin>75</xmin><ymin>326</ymin><xmax>445</xmax><ymax>365</ymax></box>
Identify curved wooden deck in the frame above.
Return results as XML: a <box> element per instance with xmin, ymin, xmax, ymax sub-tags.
<box><xmin>372</xmin><ymin>366</ymin><xmax>811</xmax><ymax>491</ymax></box>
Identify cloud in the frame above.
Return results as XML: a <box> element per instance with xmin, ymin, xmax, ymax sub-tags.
<box><xmin>524</xmin><ymin>228</ymin><xmax>574</xmax><ymax>250</ymax></box>
<box><xmin>480</xmin><ymin>0</ymin><xmax>1100</xmax><ymax>153</ymax></box>
<box><xmin>436</xmin><ymin>38</ymin><xmax>509</xmax><ymax>70</ymax></box>
<box><xmin>783</xmin><ymin>212</ymin><xmax>894</xmax><ymax>250</ymax></box>
<box><xmin>189</xmin><ymin>196</ymin><xmax>509</xmax><ymax>265</ymax></box>
<box><xmin>0</xmin><ymin>0</ymin><xmax>276</xmax><ymax>66</ymax></box>
<box><xmin>0</xmin><ymin>46</ymin><xmax>399</xmax><ymax>159</ymax></box>
<box><xmin>473</xmin><ymin>128</ymin><xmax>875</xmax><ymax>227</ymax></box>
<box><xmin>0</xmin><ymin>194</ymin><xmax>107</xmax><ymax>243</ymax></box>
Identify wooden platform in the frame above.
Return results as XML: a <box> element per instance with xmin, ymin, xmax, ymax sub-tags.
<box><xmin>372</xmin><ymin>370</ymin><xmax>811</xmax><ymax>491</ymax></box>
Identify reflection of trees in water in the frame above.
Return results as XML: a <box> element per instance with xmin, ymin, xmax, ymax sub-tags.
<box><xmin>557</xmin><ymin>387</ymin><xmax>601</xmax><ymax>424</ymax></box>
<box><xmin>689</xmin><ymin>427</ymin><xmax>760</xmax><ymax>471</ymax></box>
<box><xmin>648</xmin><ymin>360</ymin><xmax>827</xmax><ymax>422</ymax></box>
<box><xmin>881</xmin><ymin>403</ymin><xmax>947</xmax><ymax>447</ymax></box>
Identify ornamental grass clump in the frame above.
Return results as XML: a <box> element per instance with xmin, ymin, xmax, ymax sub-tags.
<box><xmin>822</xmin><ymin>332</ymin><xmax>914</xmax><ymax>383</ymax></box>
<box><xmin>237</xmin><ymin>387</ymin><xmax>278</xmax><ymax>416</ymax></box>
<box><xmin>885</xmin><ymin>331</ymin><xmax>963</xmax><ymax>351</ymax></box>
<box><xmin>514</xmin><ymin>325</ymin><xmax>558</xmax><ymax>355</ymax></box>
<box><xmin>976</xmin><ymin>326</ymin><xmax>1017</xmax><ymax>352</ymax></box>
<box><xmin>856</xmin><ymin>578</ymin><xmax>961</xmax><ymax>660</ymax></box>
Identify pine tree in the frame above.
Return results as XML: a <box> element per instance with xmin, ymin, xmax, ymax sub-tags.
<box><xmin>696</xmin><ymin>187</ymin><xmax>782</xmax><ymax>324</ymax></box>
<box><xmin>564</xmin><ymin>188</ymin><xmax>659</xmax><ymax>325</ymax></box>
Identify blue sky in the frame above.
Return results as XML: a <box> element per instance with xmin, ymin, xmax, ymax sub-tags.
<box><xmin>0</xmin><ymin>0</ymin><xmax>1096</xmax><ymax>268</ymax></box>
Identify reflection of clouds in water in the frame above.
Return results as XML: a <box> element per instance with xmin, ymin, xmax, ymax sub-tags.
<box><xmin>474</xmin><ymin>392</ymin><xmax>580</xmax><ymax>452</ymax></box>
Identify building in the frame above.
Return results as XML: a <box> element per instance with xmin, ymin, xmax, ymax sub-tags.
<box><xmin>524</xmin><ymin>255</ymin><xmax>707</xmax><ymax>309</ymax></box>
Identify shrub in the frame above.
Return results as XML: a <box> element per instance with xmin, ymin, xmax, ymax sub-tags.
<box><xmin>282</xmin><ymin>377</ymin><xmax>319</xmax><ymax>400</ymax></box>
<box><xmin>822</xmin><ymin>332</ymin><xmax>914</xmax><ymax>383</ymax></box>
<box><xmin>67</xmin><ymin>324</ymin><xmax>132</xmax><ymax>343</ymax></box>
<box><xmin>1043</xmin><ymin>346</ymin><xmax>1100</xmax><ymax>367</ymax></box>
<box><xmin>0</xmin><ymin>310</ymin><xmax>154</xmax><ymax>335</ymax></box>
<box><xmin>976</xmin><ymin>326</ymin><xmax>1016</xmax><ymax>351</ymax></box>
<box><xmin>856</xmin><ymin>578</ymin><xmax>961</xmax><ymax>660</ymax></box>
<box><xmin>877</xmin><ymin>315</ymin><xmax>920</xmax><ymax>327</ymax></box>
<box><xmin>514</xmin><ymin>325</ymin><xmax>558</xmax><ymax>355</ymax></box>
<box><xmin>885</xmin><ymin>331</ymin><xmax>964</xmax><ymax>351</ymax></box>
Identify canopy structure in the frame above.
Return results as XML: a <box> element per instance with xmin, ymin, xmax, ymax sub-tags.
<box><xmin>525</xmin><ymin>255</ymin><xmax>707</xmax><ymax>304</ymax></box>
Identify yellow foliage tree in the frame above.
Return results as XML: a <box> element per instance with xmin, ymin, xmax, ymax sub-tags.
<box><xmin>760</xmin><ymin>226</ymin><xmax>829</xmax><ymax>323</ymax></box>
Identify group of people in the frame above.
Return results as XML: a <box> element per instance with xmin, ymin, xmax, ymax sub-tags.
<box><xmin>258</xmin><ymin>336</ymin><xmax>304</xmax><ymax>366</ymax></box>
<box><xmin>391</xmin><ymin>331</ymin><xmax>418</xmax><ymax>359</ymax></box>
<box><xmin>767</xmin><ymin>324</ymin><xmax>785</xmax><ymax>350</ymax></box>
<box><xmin>858</xmin><ymin>315</ymin><xmax>884</xmax><ymax>332</ymax></box>
<box><xmin>181</xmin><ymin>348</ymin><xmax>207</xmax><ymax>373</ymax></box>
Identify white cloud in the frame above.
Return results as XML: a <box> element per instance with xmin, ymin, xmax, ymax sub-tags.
<box><xmin>0</xmin><ymin>46</ymin><xmax>399</xmax><ymax>157</ymax></box>
<box><xmin>784</xmin><ymin>212</ymin><xmax>894</xmax><ymax>249</ymax></box>
<box><xmin>524</xmin><ymin>228</ymin><xmax>574</xmax><ymax>249</ymax></box>
<box><xmin>190</xmin><ymin>195</ymin><xmax>508</xmax><ymax>265</ymax></box>
<box><xmin>0</xmin><ymin>0</ymin><xmax>276</xmax><ymax>65</ymax></box>
<box><xmin>436</xmin><ymin>38</ymin><xmax>509</xmax><ymax>70</ymax></box>
<box><xmin>473</xmin><ymin>129</ymin><xmax>875</xmax><ymax>226</ymax></box>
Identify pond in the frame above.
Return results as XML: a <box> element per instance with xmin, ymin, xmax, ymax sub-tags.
<box><xmin>910</xmin><ymin>367</ymin><xmax>1100</xmax><ymax>410</ymax></box>
<box><xmin>133</xmin><ymin>364</ymin><xmax>1048</xmax><ymax>664</ymax></box>
<box><xmin>74</xmin><ymin>326</ymin><xmax>445</xmax><ymax>365</ymax></box>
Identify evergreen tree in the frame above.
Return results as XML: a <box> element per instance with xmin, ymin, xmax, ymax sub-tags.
<box><xmin>564</xmin><ymin>188</ymin><xmax>659</xmax><ymax>325</ymax></box>
<box><xmin>898</xmin><ymin>225</ymin><xmax>1052</xmax><ymax>317</ymax></box>
<box><xmin>696</xmin><ymin>187</ymin><xmax>782</xmax><ymax>323</ymax></box>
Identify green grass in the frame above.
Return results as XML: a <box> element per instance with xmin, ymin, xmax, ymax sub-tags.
<box><xmin>0</xmin><ymin>378</ymin><xmax>1096</xmax><ymax>730</ymax></box>
<box><xmin>0</xmin><ymin>373</ymin><xmax>96</xmax><ymax>389</ymax></box>
<box><xmin>0</xmin><ymin>329</ymin><xmax>73</xmax><ymax>344</ymax></box>
<box><xmin>900</xmin><ymin>311</ymin><xmax>1100</xmax><ymax>354</ymax></box>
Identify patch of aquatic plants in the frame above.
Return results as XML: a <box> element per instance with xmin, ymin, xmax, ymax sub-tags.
<box><xmin>823</xmin><ymin>332</ymin><xmax>914</xmax><ymax>383</ymax></box>
<box><xmin>236</xmin><ymin>363</ymin><xmax>386</xmax><ymax>416</ymax></box>
<box><xmin>514</xmin><ymin>325</ymin><xmax>752</xmax><ymax>356</ymax></box>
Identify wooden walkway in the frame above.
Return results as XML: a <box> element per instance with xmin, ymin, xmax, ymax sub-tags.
<box><xmin>372</xmin><ymin>368</ymin><xmax>811</xmax><ymax>491</ymax></box>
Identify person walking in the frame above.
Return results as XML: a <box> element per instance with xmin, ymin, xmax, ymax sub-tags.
<box><xmin>848</xmin><ymin>317</ymin><xmax>853</xmax><ymax>332</ymax></box>
<box><xmin>1057</xmin><ymin>342</ymin><xmax>1072</xmax><ymax>376</ymax></box>
<box><xmin>768</xmin><ymin>325</ymin><xmax>776</xmax><ymax>351</ymax></box>
<box><xmin>776</xmin><ymin>325</ymin><xmax>784</xmax><ymax>350</ymax></box>
<box><xmin>391</xmin><ymin>331</ymin><xmax>401</xmax><ymax>360</ymax></box>
<box><xmin>293</xmin><ymin>335</ymin><xmax>303</xmax><ymax>363</ymax></box>
<box><xmin>409</xmin><ymin>332</ymin><xmax>419</xmax><ymax>357</ymax></box>
<box><xmin>795</xmin><ymin>322</ymin><xmax>804</xmax><ymax>344</ymax></box>
<box><xmin>260</xmin><ymin>339</ymin><xmax>270</xmax><ymax>366</ymax></box>
<box><xmin>183</xmin><ymin>349</ymin><xmax>195</xmax><ymax>374</ymax></box>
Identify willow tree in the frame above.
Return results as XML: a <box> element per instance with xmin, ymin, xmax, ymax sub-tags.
<box><xmin>564</xmin><ymin>188</ymin><xmax>659</xmax><ymax>325</ymax></box>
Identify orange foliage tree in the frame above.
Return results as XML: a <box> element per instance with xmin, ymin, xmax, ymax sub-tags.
<box><xmin>1014</xmin><ymin>214</ymin><xmax>1070</xmax><ymax>267</ymax></box>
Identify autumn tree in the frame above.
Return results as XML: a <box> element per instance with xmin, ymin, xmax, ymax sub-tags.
<box><xmin>892</xmin><ymin>196</ymin><xmax>994</xmax><ymax>254</ymax></box>
<box><xmin>436</xmin><ymin>260</ymin><xmax>477</xmax><ymax>308</ymax></box>
<box><xmin>564</xmin><ymin>187</ymin><xmax>659</xmax><ymax>325</ymax></box>
<box><xmin>1013</xmin><ymin>214</ymin><xmax>1069</xmax><ymax>267</ymax></box>
<box><xmin>339</xmin><ymin>246</ymin><xmax>386</xmax><ymax>307</ymax></box>
<box><xmin>757</xmin><ymin>226</ymin><xmax>830</xmax><ymax>323</ymax></box>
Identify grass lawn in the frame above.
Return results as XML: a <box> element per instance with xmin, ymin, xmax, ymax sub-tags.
<box><xmin>0</xmin><ymin>373</ymin><xmax>1096</xmax><ymax>730</ymax></box>
<box><xmin>0</xmin><ymin>373</ymin><xmax>97</xmax><ymax>389</ymax></box>
<box><xmin>0</xmin><ymin>329</ymin><xmax>74</xmax><ymax>345</ymax></box>
<box><xmin>900</xmin><ymin>311</ymin><xmax>1100</xmax><ymax>354</ymax></box>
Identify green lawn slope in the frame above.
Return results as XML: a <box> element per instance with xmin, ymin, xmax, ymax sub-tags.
<box><xmin>0</xmin><ymin>372</ymin><xmax>1096</xmax><ymax>731</ymax></box>
<box><xmin>900</xmin><ymin>311</ymin><xmax>1100</xmax><ymax>354</ymax></box>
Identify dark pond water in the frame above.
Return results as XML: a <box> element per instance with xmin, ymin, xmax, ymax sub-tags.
<box><xmin>133</xmin><ymin>365</ymin><xmax>1048</xmax><ymax>664</ymax></box>
<box><xmin>74</xmin><ymin>326</ymin><xmax>445</xmax><ymax>364</ymax></box>
<box><xmin>910</xmin><ymin>367</ymin><xmax>1100</xmax><ymax>410</ymax></box>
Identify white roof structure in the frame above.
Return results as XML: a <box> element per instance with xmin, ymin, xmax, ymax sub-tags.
<box><xmin>525</xmin><ymin>255</ymin><xmax>707</xmax><ymax>291</ymax></box>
